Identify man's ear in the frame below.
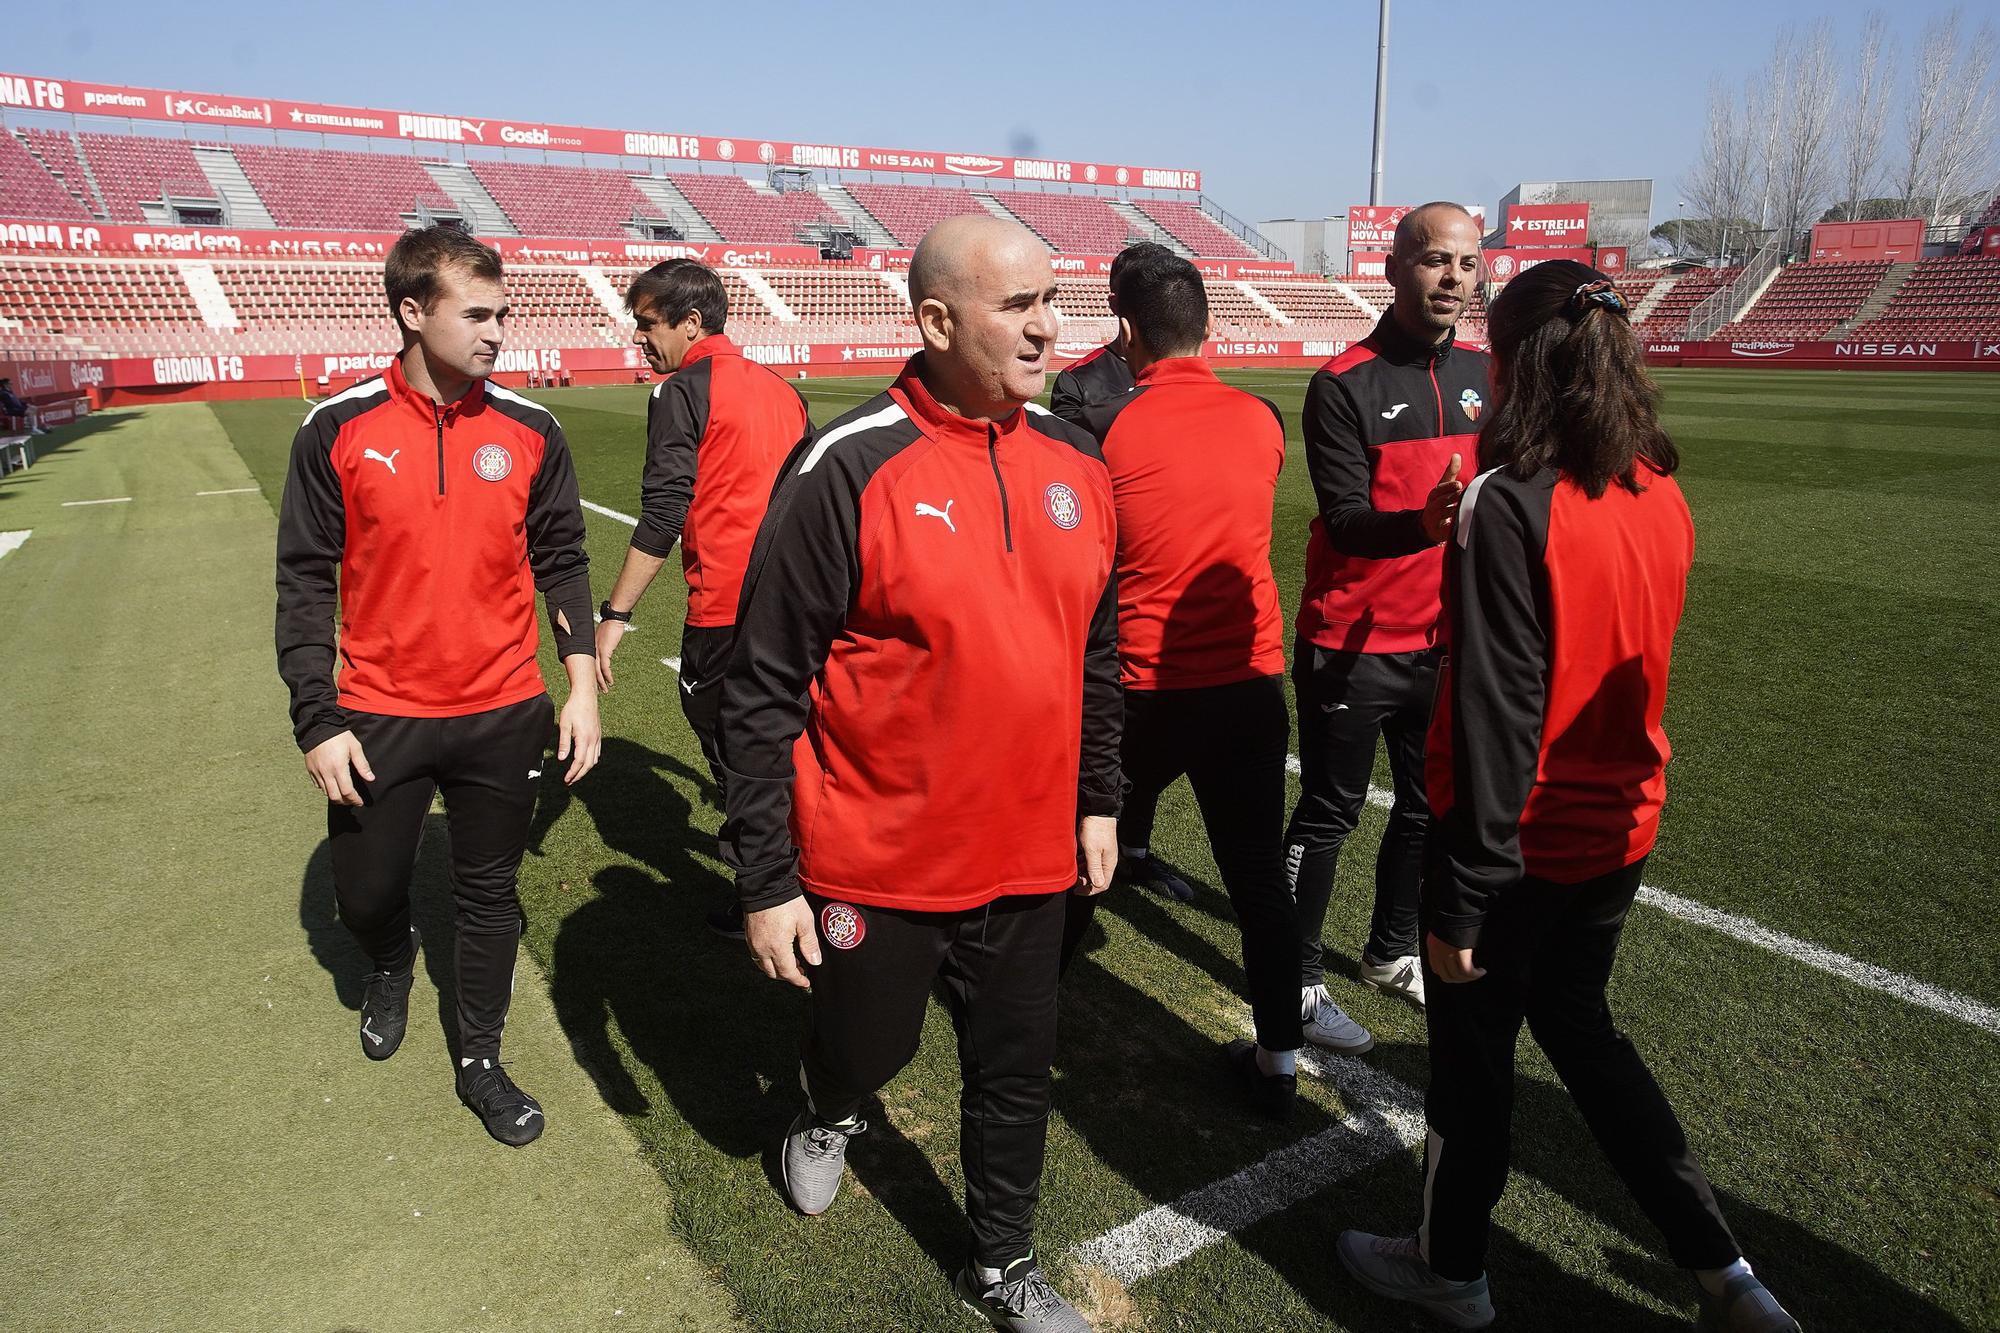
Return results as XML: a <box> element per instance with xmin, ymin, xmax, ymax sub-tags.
<box><xmin>916</xmin><ymin>297</ymin><xmax>952</xmax><ymax>351</ymax></box>
<box><xmin>681</xmin><ymin>312</ymin><xmax>705</xmax><ymax>342</ymax></box>
<box><xmin>1117</xmin><ymin>315</ymin><xmax>1139</xmax><ymax>358</ymax></box>
<box><xmin>399</xmin><ymin>295</ymin><xmax>427</xmax><ymax>336</ymax></box>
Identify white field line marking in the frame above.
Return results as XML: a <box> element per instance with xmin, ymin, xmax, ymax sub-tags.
<box><xmin>580</xmin><ymin>497</ymin><xmax>640</xmax><ymax>526</ymax></box>
<box><xmin>196</xmin><ymin>487</ymin><xmax>259</xmax><ymax>496</ymax></box>
<box><xmin>0</xmin><ymin>530</ymin><xmax>29</xmax><ymax>561</ymax></box>
<box><xmin>62</xmin><ymin>496</ymin><xmax>132</xmax><ymax>507</ymax></box>
<box><xmin>662</xmin><ymin>656</ymin><xmax>682</xmax><ymax>673</ymax></box>
<box><xmin>591</xmin><ymin>490</ymin><xmax>2000</xmax><ymax>1039</ymax></box>
<box><xmin>1070</xmin><ymin>1048</ymin><xmax>1425</xmax><ymax>1283</ymax></box>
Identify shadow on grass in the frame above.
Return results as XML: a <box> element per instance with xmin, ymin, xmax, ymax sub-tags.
<box><xmin>0</xmin><ymin>410</ymin><xmax>144</xmax><ymax>500</ymax></box>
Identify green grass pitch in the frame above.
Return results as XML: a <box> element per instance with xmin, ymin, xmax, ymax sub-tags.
<box><xmin>21</xmin><ymin>366</ymin><xmax>1996</xmax><ymax>1331</ymax></box>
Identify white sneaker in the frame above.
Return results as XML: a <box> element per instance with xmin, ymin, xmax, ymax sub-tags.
<box><xmin>1337</xmin><ymin>1231</ymin><xmax>1494</xmax><ymax>1329</ymax></box>
<box><xmin>1301</xmin><ymin>983</ymin><xmax>1375</xmax><ymax>1053</ymax></box>
<box><xmin>1360</xmin><ymin>953</ymin><xmax>1427</xmax><ymax>1008</ymax></box>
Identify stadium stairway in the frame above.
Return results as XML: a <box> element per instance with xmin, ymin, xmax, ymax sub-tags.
<box><xmin>1630</xmin><ymin>274</ymin><xmax>1676</xmax><ymax>324</ymax></box>
<box><xmin>174</xmin><ymin>260</ymin><xmax>240</xmax><ymax>330</ymax></box>
<box><xmin>628</xmin><ymin>175</ymin><xmax>722</xmax><ymax>242</ymax></box>
<box><xmin>577</xmin><ymin>266</ymin><xmax>631</xmax><ymax>325</ymax></box>
<box><xmin>1832</xmin><ymin>261</ymin><xmax>1916</xmax><ymax>338</ymax></box>
<box><xmin>1107</xmin><ymin>199</ymin><xmax>1194</xmax><ymax>257</ymax></box>
<box><xmin>734</xmin><ymin>269</ymin><xmax>797</xmax><ymax>322</ymax></box>
<box><xmin>1234</xmin><ymin>281</ymin><xmax>1290</xmax><ymax>324</ymax></box>
<box><xmin>1329</xmin><ymin>276</ymin><xmax>1383</xmax><ymax>317</ymax></box>
<box><xmin>973</xmin><ymin>191</ymin><xmax>1034</xmax><ymax>233</ymax></box>
<box><xmin>816</xmin><ymin>185</ymin><xmax>897</xmax><ymax>248</ymax></box>
<box><xmin>16</xmin><ymin>128</ymin><xmax>105</xmax><ymax>218</ymax></box>
<box><xmin>422</xmin><ymin>162</ymin><xmax>518</xmax><ymax>236</ymax></box>
<box><xmin>189</xmin><ymin>146</ymin><xmax>275</xmax><ymax>229</ymax></box>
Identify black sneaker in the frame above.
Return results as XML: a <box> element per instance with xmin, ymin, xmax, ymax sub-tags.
<box><xmin>1114</xmin><ymin>853</ymin><xmax>1194</xmax><ymax>902</ymax></box>
<box><xmin>357</xmin><ymin>938</ymin><xmax>417</xmax><ymax>1061</ymax></box>
<box><xmin>456</xmin><ymin>1058</ymin><xmax>545</xmax><ymax>1147</ymax></box>
<box><xmin>954</xmin><ymin>1255</ymin><xmax>1091</xmax><ymax>1333</ymax></box>
<box><xmin>1224</xmin><ymin>1038</ymin><xmax>1297</xmax><ymax>1119</ymax></box>
<box><xmin>707</xmin><ymin>902</ymin><xmax>746</xmax><ymax>940</ymax></box>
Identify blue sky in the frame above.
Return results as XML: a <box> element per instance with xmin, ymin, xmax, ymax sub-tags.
<box><xmin>4</xmin><ymin>0</ymin><xmax>1988</xmax><ymax>229</ymax></box>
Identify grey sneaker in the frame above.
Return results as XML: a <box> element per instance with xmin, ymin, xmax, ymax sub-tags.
<box><xmin>1698</xmin><ymin>1271</ymin><xmax>1800</xmax><ymax>1332</ymax></box>
<box><xmin>954</xmin><ymin>1256</ymin><xmax>1091</xmax><ymax>1333</ymax></box>
<box><xmin>1337</xmin><ymin>1231</ymin><xmax>1494</xmax><ymax>1329</ymax></box>
<box><xmin>779</xmin><ymin>1108</ymin><xmax>866</xmax><ymax>1215</ymax></box>
<box><xmin>1302</xmin><ymin>983</ymin><xmax>1375</xmax><ymax>1054</ymax></box>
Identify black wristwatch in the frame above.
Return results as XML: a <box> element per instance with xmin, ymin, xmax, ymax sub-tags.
<box><xmin>598</xmin><ymin>600</ymin><xmax>633</xmax><ymax>624</ymax></box>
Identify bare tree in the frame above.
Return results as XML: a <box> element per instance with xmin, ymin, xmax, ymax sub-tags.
<box><xmin>1925</xmin><ymin>19</ymin><xmax>1998</xmax><ymax>225</ymax></box>
<box><xmin>1839</xmin><ymin>11</ymin><xmax>1895</xmax><ymax>220</ymax></box>
<box><xmin>1767</xmin><ymin>21</ymin><xmax>1839</xmax><ymax>249</ymax></box>
<box><xmin>1899</xmin><ymin>11</ymin><xmax>1957</xmax><ymax>216</ymax></box>
<box><xmin>1681</xmin><ymin>79</ymin><xmax>1758</xmax><ymax>260</ymax></box>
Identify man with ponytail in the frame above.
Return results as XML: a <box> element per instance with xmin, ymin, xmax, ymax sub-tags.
<box><xmin>1336</xmin><ymin>260</ymin><xmax>1798</xmax><ymax>1332</ymax></box>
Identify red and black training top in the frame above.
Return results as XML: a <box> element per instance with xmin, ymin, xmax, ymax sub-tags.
<box><xmin>1049</xmin><ymin>343</ymin><xmax>1135</xmax><ymax>427</ymax></box>
<box><xmin>1080</xmin><ymin>356</ymin><xmax>1287</xmax><ymax>690</ymax></box>
<box><xmin>719</xmin><ymin>355</ymin><xmax>1121</xmax><ymax>915</ymax></box>
<box><xmin>275</xmin><ymin>357</ymin><xmax>592</xmax><ymax>752</ymax></box>
<box><xmin>1424</xmin><ymin>460</ymin><xmax>1695</xmax><ymax>947</ymax></box>
<box><xmin>1298</xmin><ymin>311</ymin><xmax>1493</xmax><ymax>654</ymax></box>
<box><xmin>628</xmin><ymin>334</ymin><xmax>811</xmax><ymax>627</ymax></box>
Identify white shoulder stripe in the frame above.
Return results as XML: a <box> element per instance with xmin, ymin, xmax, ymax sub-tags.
<box><xmin>798</xmin><ymin>402</ymin><xmax>909</xmax><ymax>474</ymax></box>
<box><xmin>1024</xmin><ymin>401</ymin><xmax>1053</xmax><ymax>416</ymax></box>
<box><xmin>651</xmin><ymin>379</ymin><xmax>667</xmax><ymax>399</ymax></box>
<box><xmin>484</xmin><ymin>381</ymin><xmax>560</xmax><ymax>427</ymax></box>
<box><xmin>301</xmin><ymin>378</ymin><xmax>388</xmax><ymax>427</ymax></box>
<box><xmin>1455</xmin><ymin>466</ymin><xmax>1503</xmax><ymax>549</ymax></box>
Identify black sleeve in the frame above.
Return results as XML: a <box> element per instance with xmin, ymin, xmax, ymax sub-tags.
<box><xmin>525</xmin><ymin>421</ymin><xmax>594</xmax><ymax>660</ymax></box>
<box><xmin>1429</xmin><ymin>474</ymin><xmax>1551</xmax><ymax>948</ymax></box>
<box><xmin>1078</xmin><ymin>558</ymin><xmax>1122</xmax><ymax>819</ymax></box>
<box><xmin>630</xmin><ymin>367</ymin><xmax>706</xmax><ymax>558</ymax></box>
<box><xmin>1302</xmin><ymin>370</ymin><xmax>1432</xmax><ymax>559</ymax></box>
<box><xmin>717</xmin><ymin>447</ymin><xmax>861</xmax><ymax>913</ymax></box>
<box><xmin>274</xmin><ymin>413</ymin><xmax>348</xmax><ymax>753</ymax></box>
<box><xmin>1049</xmin><ymin>368</ymin><xmax>1087</xmax><ymax>427</ymax></box>
<box><xmin>1076</xmin><ymin>386</ymin><xmax>1141</xmax><ymax>445</ymax></box>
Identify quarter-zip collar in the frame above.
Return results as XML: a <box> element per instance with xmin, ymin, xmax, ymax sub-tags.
<box><xmin>1370</xmin><ymin>309</ymin><xmax>1458</xmax><ymax>367</ymax></box>
<box><xmin>384</xmin><ymin>353</ymin><xmax>486</xmax><ymax>424</ymax></box>
<box><xmin>1134</xmin><ymin>355</ymin><xmax>1221</xmax><ymax>388</ymax></box>
<box><xmin>679</xmin><ymin>333</ymin><xmax>739</xmax><ymax>369</ymax></box>
<box><xmin>891</xmin><ymin>354</ymin><xmax>1032</xmax><ymax>448</ymax></box>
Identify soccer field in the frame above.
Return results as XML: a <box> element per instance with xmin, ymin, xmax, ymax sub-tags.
<box><xmin>5</xmin><ymin>368</ymin><xmax>1995</xmax><ymax>1331</ymax></box>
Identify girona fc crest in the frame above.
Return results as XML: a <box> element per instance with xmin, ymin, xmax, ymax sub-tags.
<box><xmin>473</xmin><ymin>444</ymin><xmax>513</xmax><ymax>481</ymax></box>
<box><xmin>820</xmin><ymin>902</ymin><xmax>866</xmax><ymax>950</ymax></box>
<box><xmin>1459</xmin><ymin>388</ymin><xmax>1484</xmax><ymax>422</ymax></box>
<box><xmin>1043</xmin><ymin>482</ymin><xmax>1081</xmax><ymax>530</ymax></box>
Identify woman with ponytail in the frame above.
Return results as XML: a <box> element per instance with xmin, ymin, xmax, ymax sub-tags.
<box><xmin>1337</xmin><ymin>260</ymin><xmax>1799</xmax><ymax>1332</ymax></box>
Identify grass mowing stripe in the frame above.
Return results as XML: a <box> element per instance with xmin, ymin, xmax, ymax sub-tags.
<box><xmin>1070</xmin><ymin>1050</ymin><xmax>1426</xmax><ymax>1284</ymax></box>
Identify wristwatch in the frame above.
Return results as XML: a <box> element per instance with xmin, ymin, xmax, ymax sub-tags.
<box><xmin>598</xmin><ymin>600</ymin><xmax>633</xmax><ymax>624</ymax></box>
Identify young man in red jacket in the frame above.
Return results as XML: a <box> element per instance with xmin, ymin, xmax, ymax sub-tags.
<box><xmin>1070</xmin><ymin>250</ymin><xmax>1303</xmax><ymax>1116</ymax></box>
<box><xmin>593</xmin><ymin>259</ymin><xmax>810</xmax><ymax>938</ymax></box>
<box><xmin>720</xmin><ymin>215</ymin><xmax>1118</xmax><ymax>1333</ymax></box>
<box><xmin>1285</xmin><ymin>202</ymin><xmax>1489</xmax><ymax>1052</ymax></box>
<box><xmin>275</xmin><ymin>226</ymin><xmax>600</xmax><ymax>1147</ymax></box>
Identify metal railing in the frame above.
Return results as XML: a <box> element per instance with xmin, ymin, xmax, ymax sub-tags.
<box><xmin>1198</xmin><ymin>195</ymin><xmax>1288</xmax><ymax>263</ymax></box>
<box><xmin>1686</xmin><ymin>232</ymin><xmax>1783</xmax><ymax>340</ymax></box>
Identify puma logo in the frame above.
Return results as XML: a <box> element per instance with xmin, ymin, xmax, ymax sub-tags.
<box><xmin>527</xmin><ymin>769</ymin><xmax>542</xmax><ymax>779</ymax></box>
<box><xmin>913</xmin><ymin>500</ymin><xmax>955</xmax><ymax>532</ymax></box>
<box><xmin>363</xmin><ymin>1019</ymin><xmax>383</xmax><ymax>1046</ymax></box>
<box><xmin>363</xmin><ymin>448</ymin><xmax>400</xmax><ymax>474</ymax></box>
<box><xmin>1380</xmin><ymin>404</ymin><xmax>1409</xmax><ymax>420</ymax></box>
<box><xmin>515</xmin><ymin>1107</ymin><xmax>543</xmax><ymax>1127</ymax></box>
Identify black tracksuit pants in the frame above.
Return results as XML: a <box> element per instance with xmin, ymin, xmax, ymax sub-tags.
<box><xmin>1419</xmin><ymin>855</ymin><xmax>1741</xmax><ymax>1280</ymax></box>
<box><xmin>1285</xmin><ymin>640</ymin><xmax>1437</xmax><ymax>978</ymax></box>
<box><xmin>676</xmin><ymin>622</ymin><xmax>734</xmax><ymax>801</ymax></box>
<box><xmin>327</xmin><ymin>694</ymin><xmax>552</xmax><ymax>1062</ymax></box>
<box><xmin>800</xmin><ymin>888</ymin><xmax>1066</xmax><ymax>1268</ymax></box>
<box><xmin>1066</xmin><ymin>675</ymin><xmax>1303</xmax><ymax>1053</ymax></box>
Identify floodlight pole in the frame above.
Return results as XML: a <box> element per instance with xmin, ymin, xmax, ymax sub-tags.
<box><xmin>1369</xmin><ymin>0</ymin><xmax>1390</xmax><ymax>205</ymax></box>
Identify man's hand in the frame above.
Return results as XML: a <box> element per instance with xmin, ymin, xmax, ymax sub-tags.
<box><xmin>594</xmin><ymin>617</ymin><xmax>629</xmax><ymax>692</ymax></box>
<box><xmin>747</xmin><ymin>897</ymin><xmax>822</xmax><ymax>988</ymax></box>
<box><xmin>558</xmin><ymin>656</ymin><xmax>602</xmax><ymax>785</ymax></box>
<box><xmin>1076</xmin><ymin>815</ymin><xmax>1118</xmax><ymax>896</ymax></box>
<box><xmin>1420</xmin><ymin>453</ymin><xmax>1465</xmax><ymax>544</ymax></box>
<box><xmin>1425</xmin><ymin>930</ymin><xmax>1486</xmax><ymax>984</ymax></box>
<box><xmin>305</xmin><ymin>730</ymin><xmax>374</xmax><ymax>806</ymax></box>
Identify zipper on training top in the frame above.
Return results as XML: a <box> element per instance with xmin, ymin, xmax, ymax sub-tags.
<box><xmin>986</xmin><ymin>428</ymin><xmax>1013</xmax><ymax>553</ymax></box>
<box><xmin>433</xmin><ymin>403</ymin><xmax>445</xmax><ymax>496</ymax></box>
<box><xmin>1427</xmin><ymin>359</ymin><xmax>1444</xmax><ymax>441</ymax></box>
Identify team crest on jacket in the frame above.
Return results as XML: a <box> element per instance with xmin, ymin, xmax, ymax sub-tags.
<box><xmin>473</xmin><ymin>444</ymin><xmax>513</xmax><ymax>481</ymax></box>
<box><xmin>1458</xmin><ymin>388</ymin><xmax>1484</xmax><ymax>422</ymax></box>
<box><xmin>1043</xmin><ymin>482</ymin><xmax>1081</xmax><ymax>530</ymax></box>
<box><xmin>820</xmin><ymin>901</ymin><xmax>866</xmax><ymax>950</ymax></box>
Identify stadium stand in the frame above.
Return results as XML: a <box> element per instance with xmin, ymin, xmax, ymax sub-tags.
<box><xmin>1850</xmin><ymin>255</ymin><xmax>2000</xmax><ymax>341</ymax></box>
<box><xmin>231</xmin><ymin>144</ymin><xmax>454</xmax><ymax>231</ymax></box>
<box><xmin>666</xmin><ymin>174</ymin><xmax>845</xmax><ymax>245</ymax></box>
<box><xmin>1633</xmin><ymin>267</ymin><xmax>1740</xmax><ymax>340</ymax></box>
<box><xmin>843</xmin><ymin>183</ymin><xmax>994</xmax><ymax>247</ymax></box>
<box><xmin>1714</xmin><ymin>260</ymin><xmax>1890</xmax><ymax>341</ymax></box>
<box><xmin>1</xmin><ymin>130</ymin><xmax>93</xmax><ymax>221</ymax></box>
<box><xmin>76</xmin><ymin>133</ymin><xmax>212</xmax><ymax>222</ymax></box>
<box><xmin>21</xmin><ymin>129</ymin><xmax>104</xmax><ymax>218</ymax></box>
<box><xmin>989</xmin><ymin>191</ymin><xmax>1138</xmax><ymax>254</ymax></box>
<box><xmin>1133</xmin><ymin>198</ymin><xmax>1261</xmax><ymax>259</ymax></box>
<box><xmin>468</xmin><ymin>161</ymin><xmax>655</xmax><ymax>239</ymax></box>
<box><xmin>599</xmin><ymin>266</ymin><xmax>775</xmax><ymax>327</ymax></box>
<box><xmin>1</xmin><ymin>257</ymin><xmax>209</xmax><ymax>354</ymax></box>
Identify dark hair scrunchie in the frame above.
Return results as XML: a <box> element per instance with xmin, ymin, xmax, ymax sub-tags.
<box><xmin>1569</xmin><ymin>279</ymin><xmax>1628</xmax><ymax>318</ymax></box>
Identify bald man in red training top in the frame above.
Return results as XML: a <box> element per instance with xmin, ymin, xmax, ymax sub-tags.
<box><xmin>1070</xmin><ymin>249</ymin><xmax>1304</xmax><ymax>1119</ymax></box>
